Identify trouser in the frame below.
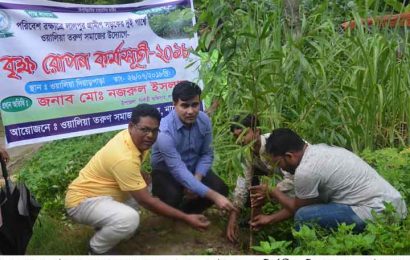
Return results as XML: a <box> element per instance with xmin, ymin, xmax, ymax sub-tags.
<box><xmin>294</xmin><ymin>203</ymin><xmax>366</xmax><ymax>232</ymax></box>
<box><xmin>152</xmin><ymin>169</ymin><xmax>228</xmax><ymax>214</ymax></box>
<box><xmin>66</xmin><ymin>196</ymin><xmax>140</xmax><ymax>254</ymax></box>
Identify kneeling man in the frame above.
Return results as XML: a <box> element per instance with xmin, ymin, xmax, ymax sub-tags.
<box><xmin>250</xmin><ymin>128</ymin><xmax>407</xmax><ymax>232</ymax></box>
<box><xmin>65</xmin><ymin>104</ymin><xmax>210</xmax><ymax>255</ymax></box>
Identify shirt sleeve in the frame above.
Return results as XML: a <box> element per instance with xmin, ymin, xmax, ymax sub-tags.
<box><xmin>232</xmin><ymin>176</ymin><xmax>247</xmax><ymax>209</ymax></box>
<box><xmin>155</xmin><ymin>132</ymin><xmax>209</xmax><ymax>197</ymax></box>
<box><xmin>194</xmin><ymin>119</ymin><xmax>213</xmax><ymax>176</ymax></box>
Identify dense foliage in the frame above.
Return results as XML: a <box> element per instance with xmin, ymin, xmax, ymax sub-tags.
<box><xmin>198</xmin><ymin>0</ymin><xmax>409</xmax><ymax>152</ymax></box>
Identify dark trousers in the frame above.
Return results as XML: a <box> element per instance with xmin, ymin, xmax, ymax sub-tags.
<box><xmin>152</xmin><ymin>169</ymin><xmax>229</xmax><ymax>214</ymax></box>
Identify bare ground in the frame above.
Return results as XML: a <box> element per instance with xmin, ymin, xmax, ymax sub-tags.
<box><xmin>116</xmin><ymin>208</ymin><xmax>249</xmax><ymax>255</ymax></box>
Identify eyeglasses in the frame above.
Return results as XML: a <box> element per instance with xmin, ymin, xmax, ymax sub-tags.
<box><xmin>134</xmin><ymin>125</ymin><xmax>160</xmax><ymax>135</ymax></box>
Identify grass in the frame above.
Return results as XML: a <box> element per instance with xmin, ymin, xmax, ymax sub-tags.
<box><xmin>27</xmin><ymin>214</ymin><xmax>92</xmax><ymax>255</ymax></box>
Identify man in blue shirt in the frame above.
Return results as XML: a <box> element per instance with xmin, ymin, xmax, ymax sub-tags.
<box><xmin>151</xmin><ymin>81</ymin><xmax>235</xmax><ymax>214</ymax></box>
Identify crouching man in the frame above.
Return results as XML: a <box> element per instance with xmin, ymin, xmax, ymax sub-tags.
<box><xmin>65</xmin><ymin>104</ymin><xmax>210</xmax><ymax>255</ymax></box>
<box><xmin>250</xmin><ymin>128</ymin><xmax>407</xmax><ymax>232</ymax></box>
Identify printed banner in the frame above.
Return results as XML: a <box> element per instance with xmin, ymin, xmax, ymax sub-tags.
<box><xmin>0</xmin><ymin>0</ymin><xmax>199</xmax><ymax>147</ymax></box>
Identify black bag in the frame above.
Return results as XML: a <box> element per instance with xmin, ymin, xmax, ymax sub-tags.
<box><xmin>0</xmin><ymin>155</ymin><xmax>41</xmax><ymax>255</ymax></box>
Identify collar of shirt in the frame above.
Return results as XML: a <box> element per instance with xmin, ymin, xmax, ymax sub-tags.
<box><xmin>124</xmin><ymin>129</ymin><xmax>148</xmax><ymax>161</ymax></box>
<box><xmin>170</xmin><ymin>110</ymin><xmax>209</xmax><ymax>135</ymax></box>
<box><xmin>172</xmin><ymin>110</ymin><xmax>192</xmax><ymax>130</ymax></box>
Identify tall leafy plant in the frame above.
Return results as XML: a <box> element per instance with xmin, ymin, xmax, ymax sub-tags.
<box><xmin>198</xmin><ymin>0</ymin><xmax>409</xmax><ymax>154</ymax></box>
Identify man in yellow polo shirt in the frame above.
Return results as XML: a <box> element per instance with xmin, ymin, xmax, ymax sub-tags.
<box><xmin>65</xmin><ymin>104</ymin><xmax>210</xmax><ymax>255</ymax></box>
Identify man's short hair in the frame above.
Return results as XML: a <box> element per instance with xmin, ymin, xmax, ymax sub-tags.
<box><xmin>172</xmin><ymin>81</ymin><xmax>202</xmax><ymax>102</ymax></box>
<box><xmin>230</xmin><ymin>114</ymin><xmax>259</xmax><ymax>132</ymax></box>
<box><xmin>266</xmin><ymin>128</ymin><xmax>305</xmax><ymax>156</ymax></box>
<box><xmin>130</xmin><ymin>103</ymin><xmax>161</xmax><ymax>125</ymax></box>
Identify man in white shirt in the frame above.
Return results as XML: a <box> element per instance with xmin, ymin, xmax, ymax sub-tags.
<box><xmin>250</xmin><ymin>128</ymin><xmax>407</xmax><ymax>232</ymax></box>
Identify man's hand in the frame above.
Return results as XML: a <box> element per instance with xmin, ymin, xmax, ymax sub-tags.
<box><xmin>130</xmin><ymin>188</ymin><xmax>210</xmax><ymax>232</ymax></box>
<box><xmin>249</xmin><ymin>214</ymin><xmax>274</xmax><ymax>231</ymax></box>
<box><xmin>214</xmin><ymin>193</ymin><xmax>237</xmax><ymax>213</ymax></box>
<box><xmin>206</xmin><ymin>189</ymin><xmax>237</xmax><ymax>213</ymax></box>
<box><xmin>185</xmin><ymin>214</ymin><xmax>210</xmax><ymax>231</ymax></box>
<box><xmin>226</xmin><ymin>210</ymin><xmax>239</xmax><ymax>242</ymax></box>
<box><xmin>251</xmin><ymin>205</ymin><xmax>263</xmax><ymax>221</ymax></box>
<box><xmin>0</xmin><ymin>148</ymin><xmax>9</xmax><ymax>164</ymax></box>
<box><xmin>249</xmin><ymin>184</ymin><xmax>269</xmax><ymax>208</ymax></box>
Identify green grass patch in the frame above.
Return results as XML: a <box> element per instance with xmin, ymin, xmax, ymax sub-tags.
<box><xmin>27</xmin><ymin>214</ymin><xmax>92</xmax><ymax>255</ymax></box>
<box><xmin>16</xmin><ymin>131</ymin><xmax>117</xmax><ymax>216</ymax></box>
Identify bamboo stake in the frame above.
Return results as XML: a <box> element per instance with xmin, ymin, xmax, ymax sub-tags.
<box><xmin>248</xmin><ymin>114</ymin><xmax>258</xmax><ymax>251</ymax></box>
